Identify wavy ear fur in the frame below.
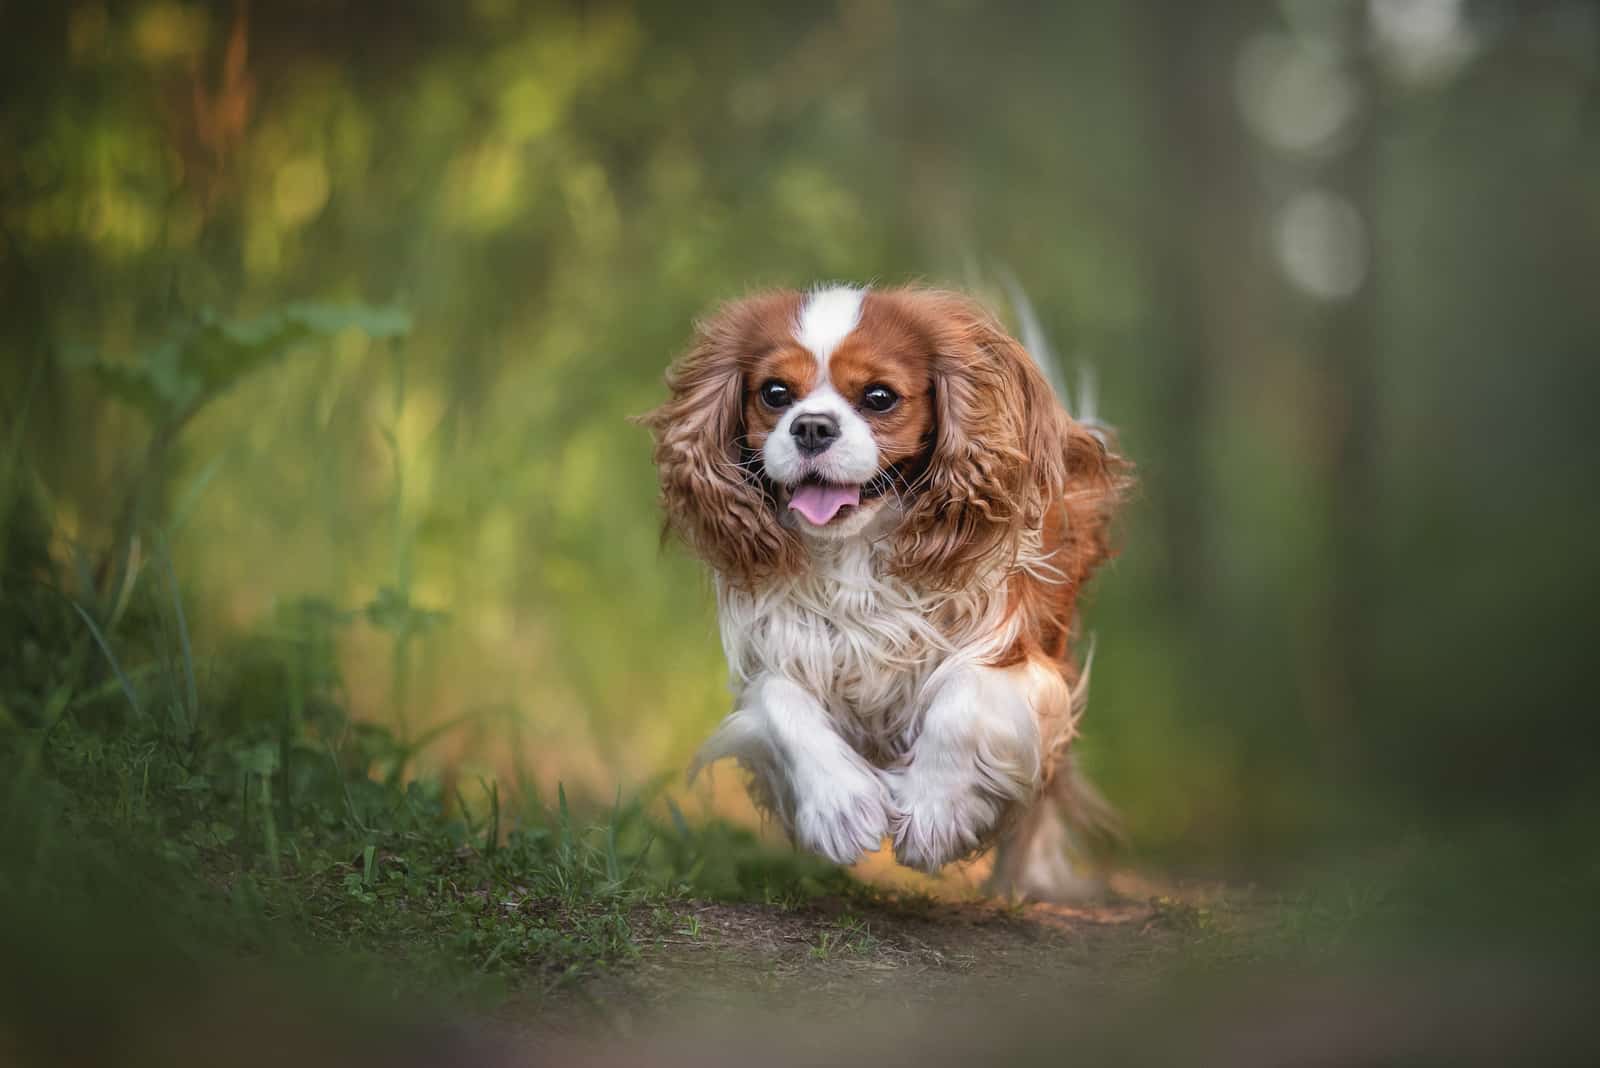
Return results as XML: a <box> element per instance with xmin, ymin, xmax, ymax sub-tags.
<box><xmin>638</xmin><ymin>294</ymin><xmax>804</xmax><ymax>586</ymax></box>
<box><xmin>886</xmin><ymin>289</ymin><xmax>1117</xmax><ymax>588</ymax></box>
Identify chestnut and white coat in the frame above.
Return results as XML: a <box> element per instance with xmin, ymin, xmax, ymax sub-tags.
<box><xmin>643</xmin><ymin>284</ymin><xmax>1126</xmax><ymax>899</ymax></box>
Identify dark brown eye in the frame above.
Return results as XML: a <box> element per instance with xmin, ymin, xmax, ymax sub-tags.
<box><xmin>759</xmin><ymin>380</ymin><xmax>793</xmax><ymax>409</ymax></box>
<box><xmin>861</xmin><ymin>385</ymin><xmax>899</xmax><ymax>412</ymax></box>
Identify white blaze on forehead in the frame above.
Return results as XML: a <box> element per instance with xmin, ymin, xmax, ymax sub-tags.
<box><xmin>793</xmin><ymin>285</ymin><xmax>866</xmax><ymax>372</ymax></box>
<box><xmin>763</xmin><ymin>284</ymin><xmax>878</xmax><ymax>495</ymax></box>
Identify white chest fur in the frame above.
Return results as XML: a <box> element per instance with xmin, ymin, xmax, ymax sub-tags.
<box><xmin>715</xmin><ymin>539</ymin><xmax>1012</xmax><ymax>764</ymax></box>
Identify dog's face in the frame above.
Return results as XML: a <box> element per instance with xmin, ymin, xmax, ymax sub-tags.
<box><xmin>643</xmin><ymin>285</ymin><xmax>1112</xmax><ymax>588</ymax></box>
<box><xmin>740</xmin><ymin>287</ymin><xmax>935</xmax><ymax>541</ymax></box>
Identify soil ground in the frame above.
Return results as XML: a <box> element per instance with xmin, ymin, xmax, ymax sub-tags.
<box><xmin>499</xmin><ymin>873</ymin><xmax>1254</xmax><ymax>1064</ymax></box>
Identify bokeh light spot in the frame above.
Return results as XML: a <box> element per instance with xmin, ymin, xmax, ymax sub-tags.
<box><xmin>1276</xmin><ymin>189</ymin><xmax>1368</xmax><ymax>302</ymax></box>
<box><xmin>273</xmin><ymin>155</ymin><xmax>331</xmax><ymax>227</ymax></box>
<box><xmin>132</xmin><ymin>3</ymin><xmax>210</xmax><ymax>63</ymax></box>
<box><xmin>1236</xmin><ymin>32</ymin><xmax>1361</xmax><ymax>156</ymax></box>
<box><xmin>1369</xmin><ymin>0</ymin><xmax>1478</xmax><ymax>86</ymax></box>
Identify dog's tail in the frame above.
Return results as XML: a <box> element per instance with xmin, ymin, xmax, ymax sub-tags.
<box><xmin>998</xmin><ymin>268</ymin><xmax>1114</xmax><ymax>446</ymax></box>
<box><xmin>986</xmin><ymin>269</ymin><xmax>1124</xmax><ymax>903</ymax></box>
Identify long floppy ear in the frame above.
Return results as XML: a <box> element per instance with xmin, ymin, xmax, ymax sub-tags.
<box><xmin>638</xmin><ymin>295</ymin><xmax>804</xmax><ymax>585</ymax></box>
<box><xmin>1055</xmin><ymin>413</ymin><xmax>1129</xmax><ymax>595</ymax></box>
<box><xmin>888</xmin><ymin>289</ymin><xmax>1114</xmax><ymax>588</ymax></box>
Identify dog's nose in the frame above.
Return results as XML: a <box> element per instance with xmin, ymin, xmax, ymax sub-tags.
<box><xmin>791</xmin><ymin>413</ymin><xmax>840</xmax><ymax>456</ymax></box>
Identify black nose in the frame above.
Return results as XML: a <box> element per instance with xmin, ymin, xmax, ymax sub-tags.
<box><xmin>791</xmin><ymin>413</ymin><xmax>840</xmax><ymax>456</ymax></box>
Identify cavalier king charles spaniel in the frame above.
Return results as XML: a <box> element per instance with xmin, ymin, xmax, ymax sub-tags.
<box><xmin>643</xmin><ymin>284</ymin><xmax>1128</xmax><ymax>900</ymax></box>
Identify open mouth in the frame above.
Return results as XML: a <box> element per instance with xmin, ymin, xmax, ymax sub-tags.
<box><xmin>786</xmin><ymin>476</ymin><xmax>863</xmax><ymax>526</ymax></box>
<box><xmin>784</xmin><ymin>470</ymin><xmax>900</xmax><ymax>527</ymax></box>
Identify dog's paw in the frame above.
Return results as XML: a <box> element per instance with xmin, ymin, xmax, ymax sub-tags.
<box><xmin>791</xmin><ymin>764</ymin><xmax>890</xmax><ymax>866</ymax></box>
<box><xmin>887</xmin><ymin>767</ymin><xmax>1007</xmax><ymax>873</ymax></box>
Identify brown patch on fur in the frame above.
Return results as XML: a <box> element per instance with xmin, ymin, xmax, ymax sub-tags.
<box><xmin>849</xmin><ymin>288</ymin><xmax>1130</xmax><ymax>691</ymax></box>
<box><xmin>741</xmin><ymin>346</ymin><xmax>819</xmax><ymax>451</ymax></box>
<box><xmin>827</xmin><ymin>308</ymin><xmax>937</xmax><ymax>471</ymax></box>
<box><xmin>637</xmin><ymin>291</ymin><xmax>808</xmax><ymax>587</ymax></box>
<box><xmin>996</xmin><ymin>420</ymin><xmax>1130</xmax><ymax>672</ymax></box>
<box><xmin>860</xmin><ymin>288</ymin><xmax>1125</xmax><ymax>596</ymax></box>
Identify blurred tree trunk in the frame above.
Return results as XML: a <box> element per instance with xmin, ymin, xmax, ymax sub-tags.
<box><xmin>1134</xmin><ymin>0</ymin><xmax>1269</xmax><ymax>627</ymax></box>
<box><xmin>1313</xmin><ymin>16</ymin><xmax>1381</xmax><ymax>766</ymax></box>
<box><xmin>1137</xmin><ymin>1</ymin><xmax>1382</xmax><ymax>769</ymax></box>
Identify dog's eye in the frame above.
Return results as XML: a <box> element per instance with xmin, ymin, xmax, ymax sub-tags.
<box><xmin>861</xmin><ymin>385</ymin><xmax>899</xmax><ymax>412</ymax></box>
<box><xmin>759</xmin><ymin>380</ymin><xmax>793</xmax><ymax>409</ymax></box>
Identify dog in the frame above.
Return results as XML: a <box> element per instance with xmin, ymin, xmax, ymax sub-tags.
<box><xmin>642</xmin><ymin>284</ymin><xmax>1128</xmax><ymax>900</ymax></box>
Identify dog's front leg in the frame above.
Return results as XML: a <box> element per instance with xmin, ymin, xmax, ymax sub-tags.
<box><xmin>888</xmin><ymin>662</ymin><xmax>1044</xmax><ymax>872</ymax></box>
<box><xmin>695</xmin><ymin>674</ymin><xmax>890</xmax><ymax>865</ymax></box>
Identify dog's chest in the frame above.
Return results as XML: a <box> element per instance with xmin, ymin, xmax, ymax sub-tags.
<box><xmin>718</xmin><ymin>551</ymin><xmax>954</xmax><ymax>756</ymax></box>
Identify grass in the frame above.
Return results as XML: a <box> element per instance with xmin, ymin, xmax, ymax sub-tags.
<box><xmin>809</xmin><ymin>915</ymin><xmax>881</xmax><ymax>960</ymax></box>
<box><xmin>4</xmin><ymin>653</ymin><xmax>643</xmax><ymax>1001</ymax></box>
<box><xmin>0</xmin><ymin>483</ymin><xmax>870</xmax><ymax>1037</ymax></box>
<box><xmin>0</xmin><ymin>319</ymin><xmax>889</xmax><ymax>1038</ymax></box>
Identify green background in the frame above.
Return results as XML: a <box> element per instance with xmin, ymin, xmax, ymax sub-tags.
<box><xmin>3</xmin><ymin>0</ymin><xmax>1595</xmax><ymax>875</ymax></box>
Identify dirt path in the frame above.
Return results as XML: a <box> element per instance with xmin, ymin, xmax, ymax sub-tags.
<box><xmin>512</xmin><ymin>883</ymin><xmax>1227</xmax><ymax>1049</ymax></box>
<box><xmin>437</xmin><ymin>877</ymin><xmax>1596</xmax><ymax>1068</ymax></box>
<box><xmin>628</xmin><ymin>895</ymin><xmax>1172</xmax><ymax>1008</ymax></box>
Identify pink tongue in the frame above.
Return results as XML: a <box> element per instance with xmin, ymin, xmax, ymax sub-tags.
<box><xmin>789</xmin><ymin>483</ymin><xmax>861</xmax><ymax>525</ymax></box>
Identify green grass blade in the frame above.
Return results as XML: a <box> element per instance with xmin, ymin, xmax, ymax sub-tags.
<box><xmin>666</xmin><ymin>797</ymin><xmax>691</xmax><ymax>840</ymax></box>
<box><xmin>68</xmin><ymin>599</ymin><xmax>142</xmax><ymax>719</ymax></box>
<box><xmin>556</xmin><ymin>782</ymin><xmax>576</xmax><ymax>887</ymax></box>
<box><xmin>259</xmin><ymin>775</ymin><xmax>281</xmax><ymax>876</ymax></box>
<box><xmin>67</xmin><ymin>541</ymin><xmax>100</xmax><ymax>619</ymax></box>
<box><xmin>158</xmin><ymin>539</ymin><xmax>199</xmax><ymax>729</ymax></box>
<box><xmin>107</xmin><ymin>532</ymin><xmax>144</xmax><ymax>631</ymax></box>
<box><xmin>64</xmin><ymin>665</ymin><xmax>161</xmax><ymax>712</ymax></box>
<box><xmin>619</xmin><ymin>829</ymin><xmax>656</xmax><ymax>888</ymax></box>
<box><xmin>604</xmin><ymin>786</ymin><xmax>622</xmax><ymax>885</ymax></box>
<box><xmin>454</xmin><ymin>785</ymin><xmax>478</xmax><ymax>836</ymax></box>
<box><xmin>326</xmin><ymin>736</ymin><xmax>367</xmax><ymax>832</ymax></box>
<box><xmin>480</xmin><ymin>777</ymin><xmax>500</xmax><ymax>857</ymax></box>
<box><xmin>384</xmin><ymin>708</ymin><xmax>476</xmax><ymax>789</ymax></box>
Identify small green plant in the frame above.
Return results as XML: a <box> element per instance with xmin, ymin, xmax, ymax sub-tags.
<box><xmin>834</xmin><ymin>913</ymin><xmax>879</xmax><ymax>955</ymax></box>
<box><xmin>69</xmin><ymin>301</ymin><xmax>410</xmax><ymax>630</ymax></box>
<box><xmin>365</xmin><ymin>338</ymin><xmax>446</xmax><ymax>747</ymax></box>
<box><xmin>1149</xmin><ymin>895</ymin><xmax>1213</xmax><ymax>933</ymax></box>
<box><xmin>809</xmin><ymin>930</ymin><xmax>841</xmax><ymax>960</ymax></box>
<box><xmin>810</xmin><ymin>915</ymin><xmax>878</xmax><ymax>959</ymax></box>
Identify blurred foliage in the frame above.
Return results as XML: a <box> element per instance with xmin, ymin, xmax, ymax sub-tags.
<box><xmin>76</xmin><ymin>303</ymin><xmax>410</xmax><ymax>426</ymax></box>
<box><xmin>1</xmin><ymin>0</ymin><xmax>1596</xmax><ymax>882</ymax></box>
<box><xmin>0</xmin><ymin>516</ymin><xmax>860</xmax><ymax>1031</ymax></box>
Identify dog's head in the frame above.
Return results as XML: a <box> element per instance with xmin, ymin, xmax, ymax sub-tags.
<box><xmin>642</xmin><ymin>285</ymin><xmax>1118</xmax><ymax>589</ymax></box>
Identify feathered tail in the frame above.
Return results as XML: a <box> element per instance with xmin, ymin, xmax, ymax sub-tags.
<box><xmin>987</xmin><ymin>269</ymin><xmax>1125</xmax><ymax>902</ymax></box>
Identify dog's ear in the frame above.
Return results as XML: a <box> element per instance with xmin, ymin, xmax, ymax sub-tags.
<box><xmin>885</xmin><ymin>289</ymin><xmax>1121</xmax><ymax>589</ymax></box>
<box><xmin>638</xmin><ymin>295</ymin><xmax>805</xmax><ymax>586</ymax></box>
<box><xmin>1055</xmin><ymin>415</ymin><xmax>1127</xmax><ymax>595</ymax></box>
